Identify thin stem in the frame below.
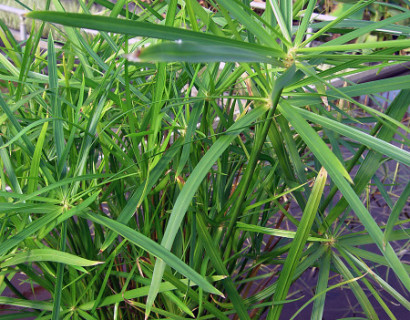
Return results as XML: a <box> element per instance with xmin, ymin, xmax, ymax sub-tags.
<box><xmin>221</xmin><ymin>65</ymin><xmax>296</xmax><ymax>256</ymax></box>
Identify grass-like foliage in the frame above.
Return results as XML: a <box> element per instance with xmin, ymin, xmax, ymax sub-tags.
<box><xmin>1</xmin><ymin>0</ymin><xmax>409</xmax><ymax>319</ymax></box>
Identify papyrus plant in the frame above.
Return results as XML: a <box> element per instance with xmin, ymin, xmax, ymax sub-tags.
<box><xmin>0</xmin><ymin>0</ymin><xmax>409</xmax><ymax>319</ymax></box>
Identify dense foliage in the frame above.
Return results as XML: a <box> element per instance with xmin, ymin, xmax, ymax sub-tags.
<box><xmin>0</xmin><ymin>0</ymin><xmax>409</xmax><ymax>319</ymax></box>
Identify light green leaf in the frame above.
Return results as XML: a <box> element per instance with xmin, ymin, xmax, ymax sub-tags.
<box><xmin>237</xmin><ymin>222</ymin><xmax>330</xmax><ymax>242</ymax></box>
<box><xmin>279</xmin><ymin>101</ymin><xmax>353</xmax><ymax>183</ymax></box>
<box><xmin>268</xmin><ymin>167</ymin><xmax>328</xmax><ymax>320</ymax></box>
<box><xmin>293</xmin><ymin>106</ymin><xmax>410</xmax><ymax>166</ymax></box>
<box><xmin>0</xmin><ymin>249</ymin><xmax>102</xmax><ymax>268</ymax></box>
<box><xmin>298</xmin><ymin>39</ymin><xmax>410</xmax><ymax>53</ymax></box>
<box><xmin>0</xmin><ymin>297</ymin><xmax>54</xmax><ymax>311</ymax></box>
<box><xmin>126</xmin><ymin>41</ymin><xmax>283</xmax><ymax>64</ymax></box>
<box><xmin>26</xmin><ymin>11</ymin><xmax>281</xmax><ymax>58</ymax></box>
<box><xmin>82</xmin><ymin>212</ymin><xmax>223</xmax><ymax>297</ymax></box>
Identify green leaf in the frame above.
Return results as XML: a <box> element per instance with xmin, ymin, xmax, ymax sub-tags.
<box><xmin>0</xmin><ymin>297</ymin><xmax>54</xmax><ymax>311</ymax></box>
<box><xmin>0</xmin><ymin>118</ymin><xmax>52</xmax><ymax>151</ymax></box>
<box><xmin>48</xmin><ymin>33</ymin><xmax>65</xmax><ymax>176</ymax></box>
<box><xmin>339</xmin><ymin>245</ymin><xmax>410</xmax><ymax>274</ymax></box>
<box><xmin>279</xmin><ymin>102</ymin><xmax>410</xmax><ymax>292</ymax></box>
<box><xmin>322</xmin><ymin>10</ymin><xmax>410</xmax><ymax>46</ymax></box>
<box><xmin>0</xmin><ymin>249</ymin><xmax>102</xmax><ymax>268</ymax></box>
<box><xmin>100</xmin><ymin>139</ymin><xmax>183</xmax><ymax>252</ymax></box>
<box><xmin>279</xmin><ymin>0</ymin><xmax>292</xmax><ymax>37</ymax></box>
<box><xmin>298</xmin><ymin>39</ymin><xmax>410</xmax><ymax>53</ymax></box>
<box><xmin>196</xmin><ymin>213</ymin><xmax>250</xmax><ymax>320</ymax></box>
<box><xmin>0</xmin><ymin>209</ymin><xmax>62</xmax><ymax>257</ymax></box>
<box><xmin>0</xmin><ymin>137</ymin><xmax>22</xmax><ymax>195</ymax></box>
<box><xmin>77</xmin><ymin>276</ymin><xmax>225</xmax><ymax>311</ymax></box>
<box><xmin>319</xmin><ymin>90</ymin><xmax>410</xmax><ymax>233</ymax></box>
<box><xmin>384</xmin><ymin>182</ymin><xmax>410</xmax><ymax>246</ymax></box>
<box><xmin>126</xmin><ymin>41</ymin><xmax>283</xmax><ymax>64</ymax></box>
<box><xmin>217</xmin><ymin>0</ymin><xmax>284</xmax><ymax>47</ymax></box>
<box><xmin>332</xmin><ymin>254</ymin><xmax>378</xmax><ymax>319</ymax></box>
<box><xmin>309</xmin><ymin>19</ymin><xmax>410</xmax><ymax>37</ymax></box>
<box><xmin>82</xmin><ymin>212</ymin><xmax>223</xmax><ymax>297</ymax></box>
<box><xmin>289</xmin><ymin>75</ymin><xmax>410</xmax><ymax>105</ymax></box>
<box><xmin>289</xmin><ymin>258</ymin><xmax>369</xmax><ymax>320</ymax></box>
<box><xmin>267</xmin><ymin>167</ymin><xmax>328</xmax><ymax>320</ymax></box>
<box><xmin>294</xmin><ymin>0</ymin><xmax>317</xmax><ymax>46</ymax></box>
<box><xmin>0</xmin><ymin>92</ymin><xmax>54</xmax><ymax>185</ymax></box>
<box><xmin>339</xmin><ymin>229</ymin><xmax>410</xmax><ymax>246</ymax></box>
<box><xmin>267</xmin><ymin>0</ymin><xmax>292</xmax><ymax>41</ymax></box>
<box><xmin>293</xmin><ymin>106</ymin><xmax>410</xmax><ymax>166</ymax></box>
<box><xmin>237</xmin><ymin>222</ymin><xmax>330</xmax><ymax>242</ymax></box>
<box><xmin>27</xmin><ymin>120</ymin><xmax>49</xmax><ymax>195</ymax></box>
<box><xmin>311</xmin><ymin>249</ymin><xmax>331</xmax><ymax>320</ymax></box>
<box><xmin>26</xmin><ymin>11</ymin><xmax>283</xmax><ymax>58</ymax></box>
<box><xmin>300</xmin><ymin>0</ymin><xmax>377</xmax><ymax>47</ymax></box>
<box><xmin>279</xmin><ymin>101</ymin><xmax>353</xmax><ymax>183</ymax></box>
<box><xmin>343</xmin><ymin>250</ymin><xmax>410</xmax><ymax>310</ymax></box>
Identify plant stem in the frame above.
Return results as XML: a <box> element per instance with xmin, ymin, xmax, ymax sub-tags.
<box><xmin>221</xmin><ymin>65</ymin><xmax>296</xmax><ymax>257</ymax></box>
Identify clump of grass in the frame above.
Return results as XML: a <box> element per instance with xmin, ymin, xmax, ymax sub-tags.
<box><xmin>1</xmin><ymin>1</ymin><xmax>409</xmax><ymax>319</ymax></box>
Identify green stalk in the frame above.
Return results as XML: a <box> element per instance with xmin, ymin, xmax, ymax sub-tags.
<box><xmin>52</xmin><ymin>221</ymin><xmax>67</xmax><ymax>319</ymax></box>
<box><xmin>221</xmin><ymin>65</ymin><xmax>296</xmax><ymax>254</ymax></box>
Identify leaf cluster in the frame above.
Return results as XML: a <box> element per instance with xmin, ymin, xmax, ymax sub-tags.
<box><xmin>0</xmin><ymin>1</ymin><xmax>409</xmax><ymax>319</ymax></box>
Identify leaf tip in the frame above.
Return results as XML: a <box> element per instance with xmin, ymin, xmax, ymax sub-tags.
<box><xmin>345</xmin><ymin>173</ymin><xmax>354</xmax><ymax>185</ymax></box>
<box><xmin>25</xmin><ymin>11</ymin><xmax>39</xmax><ymax>19</ymax></box>
<box><xmin>318</xmin><ymin>166</ymin><xmax>328</xmax><ymax>179</ymax></box>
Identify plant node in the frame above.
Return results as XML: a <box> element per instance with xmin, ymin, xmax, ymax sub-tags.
<box><xmin>284</xmin><ymin>47</ymin><xmax>296</xmax><ymax>68</ymax></box>
<box><xmin>325</xmin><ymin>237</ymin><xmax>336</xmax><ymax>248</ymax></box>
<box><xmin>62</xmin><ymin>200</ymin><xmax>71</xmax><ymax>212</ymax></box>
